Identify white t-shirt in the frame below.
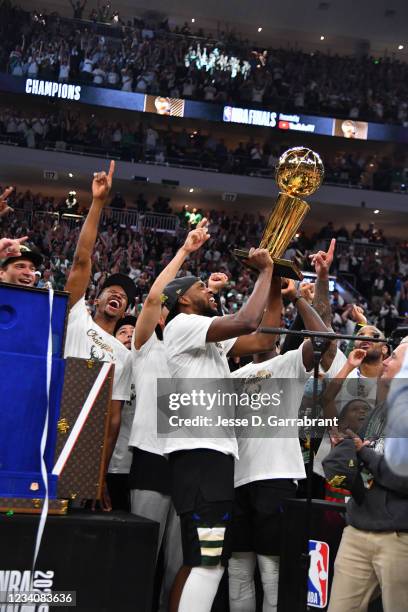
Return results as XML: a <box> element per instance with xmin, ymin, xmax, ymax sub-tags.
<box><xmin>108</xmin><ymin>383</ymin><xmax>136</xmax><ymax>473</ymax></box>
<box><xmin>231</xmin><ymin>346</ymin><xmax>311</xmax><ymax>487</ymax></box>
<box><xmin>335</xmin><ymin>367</ymin><xmax>378</xmax><ymax>414</ymax></box>
<box><xmin>163</xmin><ymin>313</ymin><xmax>238</xmax><ymax>457</ymax></box>
<box><xmin>64</xmin><ymin>298</ymin><xmax>132</xmax><ymax>402</ymax></box>
<box><xmin>129</xmin><ymin>332</ymin><xmax>170</xmax><ymax>456</ymax></box>
<box><xmin>314</xmin><ymin>352</ymin><xmax>377</xmax><ymax>477</ymax></box>
<box><xmin>321</xmin><ymin>347</ymin><xmax>347</xmax><ymax>378</ymax></box>
<box><xmin>59</xmin><ymin>63</ymin><xmax>70</xmax><ymax>80</ymax></box>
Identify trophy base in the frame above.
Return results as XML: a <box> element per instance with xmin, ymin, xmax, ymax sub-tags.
<box><xmin>0</xmin><ymin>497</ymin><xmax>68</xmax><ymax>515</ymax></box>
<box><xmin>233</xmin><ymin>249</ymin><xmax>304</xmax><ymax>280</ymax></box>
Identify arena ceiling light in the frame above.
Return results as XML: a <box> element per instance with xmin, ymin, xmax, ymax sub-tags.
<box><xmin>258</xmin><ymin>27</ymin><xmax>263</xmax><ymax>32</ymax></box>
<box><xmin>68</xmin><ymin>173</ymin><xmax>74</xmax><ymax>178</ymax></box>
<box><xmin>191</xmin><ymin>18</ymin><xmax>195</xmax><ymax>23</ymax></box>
<box><xmin>320</xmin><ymin>35</ymin><xmax>325</xmax><ymax>41</ymax></box>
<box><xmin>374</xmin><ymin>209</ymin><xmax>380</xmax><ymax>214</ymax></box>
<box><xmin>398</xmin><ymin>44</ymin><xmax>404</xmax><ymax>50</ymax></box>
<box><xmin>189</xmin><ymin>188</ymin><xmax>194</xmax><ymax>193</ymax></box>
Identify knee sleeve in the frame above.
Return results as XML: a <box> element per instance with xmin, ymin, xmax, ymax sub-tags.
<box><xmin>228</xmin><ymin>552</ymin><xmax>256</xmax><ymax>610</ymax></box>
<box><xmin>257</xmin><ymin>554</ymin><xmax>280</xmax><ymax>612</ymax></box>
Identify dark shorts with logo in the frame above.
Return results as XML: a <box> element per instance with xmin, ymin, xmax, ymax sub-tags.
<box><xmin>168</xmin><ymin>449</ymin><xmax>234</xmax><ymax>567</ymax></box>
<box><xmin>231</xmin><ymin>479</ymin><xmax>297</xmax><ymax>555</ymax></box>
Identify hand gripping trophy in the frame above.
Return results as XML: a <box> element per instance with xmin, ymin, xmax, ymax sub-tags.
<box><xmin>234</xmin><ymin>147</ymin><xmax>324</xmax><ymax>279</ymax></box>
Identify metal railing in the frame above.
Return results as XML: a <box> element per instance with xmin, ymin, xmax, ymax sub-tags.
<box><xmin>138</xmin><ymin>212</ymin><xmax>179</xmax><ymax>232</ymax></box>
<box><xmin>324</xmin><ymin>238</ymin><xmax>390</xmax><ymax>258</ymax></box>
<box><xmin>7</xmin><ymin>207</ymin><xmax>179</xmax><ymax>233</ymax></box>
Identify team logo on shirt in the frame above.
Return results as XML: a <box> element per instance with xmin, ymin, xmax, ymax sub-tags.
<box><xmin>307</xmin><ymin>540</ymin><xmax>329</xmax><ymax>608</ymax></box>
<box><xmin>87</xmin><ymin>329</ymin><xmax>115</xmax><ymax>361</ymax></box>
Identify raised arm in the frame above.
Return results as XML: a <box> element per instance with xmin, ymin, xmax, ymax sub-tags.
<box><xmin>206</xmin><ymin>248</ymin><xmax>273</xmax><ymax>344</ymax></box>
<box><xmin>322</xmin><ymin>349</ymin><xmax>366</xmax><ymax>418</ymax></box>
<box><xmin>231</xmin><ymin>276</ymin><xmax>282</xmax><ymax>359</ymax></box>
<box><xmin>65</xmin><ymin>161</ymin><xmax>115</xmax><ymax>308</ymax></box>
<box><xmin>310</xmin><ymin>238</ymin><xmax>336</xmax><ymax>327</ymax></box>
<box><xmin>0</xmin><ymin>187</ymin><xmax>14</xmax><ymax>218</ymax></box>
<box><xmin>281</xmin><ymin>279</ymin><xmax>330</xmax><ymax>370</ymax></box>
<box><xmin>309</xmin><ymin>238</ymin><xmax>345</xmax><ymax>371</ymax></box>
<box><xmin>134</xmin><ymin>219</ymin><xmax>210</xmax><ymax>349</ymax></box>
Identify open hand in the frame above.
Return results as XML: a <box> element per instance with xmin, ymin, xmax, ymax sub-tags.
<box><xmin>347</xmin><ymin>348</ymin><xmax>367</xmax><ymax>369</ymax></box>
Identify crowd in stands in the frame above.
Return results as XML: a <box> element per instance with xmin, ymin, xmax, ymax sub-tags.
<box><xmin>1</xmin><ymin>184</ymin><xmax>408</xmax><ymax>336</ymax></box>
<box><xmin>0</xmin><ymin>105</ymin><xmax>406</xmax><ymax>192</ymax></box>
<box><xmin>2</xmin><ymin>2</ymin><xmax>408</xmax><ymax>124</ymax></box>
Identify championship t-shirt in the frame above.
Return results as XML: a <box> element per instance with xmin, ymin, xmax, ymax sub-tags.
<box><xmin>163</xmin><ymin>313</ymin><xmax>238</xmax><ymax>458</ymax></box>
<box><xmin>64</xmin><ymin>297</ymin><xmax>132</xmax><ymax>401</ymax></box>
<box><xmin>129</xmin><ymin>332</ymin><xmax>171</xmax><ymax>456</ymax></box>
<box><xmin>231</xmin><ymin>346</ymin><xmax>311</xmax><ymax>487</ymax></box>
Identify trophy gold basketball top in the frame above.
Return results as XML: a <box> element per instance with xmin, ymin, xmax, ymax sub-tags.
<box><xmin>234</xmin><ymin>147</ymin><xmax>324</xmax><ymax>279</ymax></box>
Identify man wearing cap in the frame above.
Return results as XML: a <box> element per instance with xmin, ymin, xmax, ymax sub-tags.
<box><xmin>0</xmin><ymin>239</ymin><xmax>43</xmax><ymax>286</ymax></box>
<box><xmin>106</xmin><ymin>315</ymin><xmax>137</xmax><ymax>511</ymax></box>
<box><xmin>64</xmin><ymin>161</ymin><xmax>134</xmax><ymax>509</ymax></box>
<box><xmin>130</xmin><ymin>219</ymin><xmax>210</xmax><ymax>612</ymax></box>
<box><xmin>323</xmin><ymin>337</ymin><xmax>408</xmax><ymax>612</ymax></box>
<box><xmin>161</xmin><ymin>248</ymin><xmax>278</xmax><ymax>612</ymax></box>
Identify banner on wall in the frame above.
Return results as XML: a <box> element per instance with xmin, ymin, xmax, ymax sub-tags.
<box><xmin>0</xmin><ymin>73</ymin><xmax>407</xmax><ymax>144</ymax></box>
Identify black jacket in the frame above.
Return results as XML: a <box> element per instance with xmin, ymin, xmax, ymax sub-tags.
<box><xmin>323</xmin><ymin>439</ymin><xmax>408</xmax><ymax>531</ymax></box>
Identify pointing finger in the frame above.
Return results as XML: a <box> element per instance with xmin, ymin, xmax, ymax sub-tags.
<box><xmin>108</xmin><ymin>160</ymin><xmax>115</xmax><ymax>179</ymax></box>
<box><xmin>327</xmin><ymin>238</ymin><xmax>336</xmax><ymax>257</ymax></box>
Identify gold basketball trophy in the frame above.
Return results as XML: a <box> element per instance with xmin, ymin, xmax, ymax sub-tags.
<box><xmin>234</xmin><ymin>147</ymin><xmax>324</xmax><ymax>279</ymax></box>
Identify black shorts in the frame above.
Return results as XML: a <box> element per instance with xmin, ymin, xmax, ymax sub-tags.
<box><xmin>129</xmin><ymin>447</ymin><xmax>170</xmax><ymax>495</ymax></box>
<box><xmin>168</xmin><ymin>449</ymin><xmax>234</xmax><ymax>567</ymax></box>
<box><xmin>231</xmin><ymin>479</ymin><xmax>297</xmax><ymax>555</ymax></box>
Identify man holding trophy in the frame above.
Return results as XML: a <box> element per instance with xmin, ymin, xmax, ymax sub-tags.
<box><xmin>229</xmin><ymin>147</ymin><xmax>331</xmax><ymax>612</ymax></box>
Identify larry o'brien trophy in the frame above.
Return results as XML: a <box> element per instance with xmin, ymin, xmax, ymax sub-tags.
<box><xmin>234</xmin><ymin>147</ymin><xmax>324</xmax><ymax>279</ymax></box>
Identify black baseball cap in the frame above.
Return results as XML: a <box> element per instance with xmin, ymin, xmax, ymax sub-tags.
<box><xmin>0</xmin><ymin>243</ymin><xmax>43</xmax><ymax>269</ymax></box>
<box><xmin>161</xmin><ymin>276</ymin><xmax>200</xmax><ymax>312</ymax></box>
<box><xmin>114</xmin><ymin>315</ymin><xmax>137</xmax><ymax>336</ymax></box>
<box><xmin>98</xmin><ymin>273</ymin><xmax>137</xmax><ymax>308</ymax></box>
<box><xmin>322</xmin><ymin>438</ymin><xmax>365</xmax><ymax>504</ymax></box>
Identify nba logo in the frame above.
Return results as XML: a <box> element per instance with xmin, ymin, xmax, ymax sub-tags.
<box><xmin>223</xmin><ymin>106</ymin><xmax>233</xmax><ymax>122</ymax></box>
<box><xmin>307</xmin><ymin>540</ymin><xmax>329</xmax><ymax>608</ymax></box>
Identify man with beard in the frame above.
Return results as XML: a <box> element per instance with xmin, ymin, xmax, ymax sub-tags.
<box><xmin>162</xmin><ymin>248</ymin><xmax>278</xmax><ymax>612</ymax></box>
<box><xmin>323</xmin><ymin>337</ymin><xmax>408</xmax><ymax>612</ymax></box>
<box><xmin>64</xmin><ymin>161</ymin><xmax>135</xmax><ymax>509</ymax></box>
<box><xmin>322</xmin><ymin>325</ymin><xmax>389</xmax><ymax>419</ymax></box>
<box><xmin>130</xmin><ymin>220</ymin><xmax>210</xmax><ymax>612</ymax></box>
<box><xmin>228</xmin><ymin>279</ymin><xmax>331</xmax><ymax>612</ymax></box>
